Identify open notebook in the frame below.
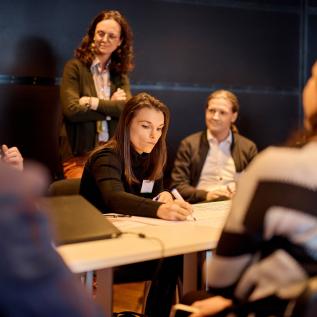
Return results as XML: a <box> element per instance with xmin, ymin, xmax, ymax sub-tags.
<box><xmin>38</xmin><ymin>195</ymin><xmax>121</xmax><ymax>245</ymax></box>
<box><xmin>192</xmin><ymin>200</ymin><xmax>232</xmax><ymax>220</ymax></box>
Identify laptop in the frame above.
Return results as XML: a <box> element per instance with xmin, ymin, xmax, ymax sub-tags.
<box><xmin>38</xmin><ymin>195</ymin><xmax>121</xmax><ymax>245</ymax></box>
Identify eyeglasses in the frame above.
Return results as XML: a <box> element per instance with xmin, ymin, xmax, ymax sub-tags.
<box><xmin>95</xmin><ymin>30</ymin><xmax>120</xmax><ymax>42</ymax></box>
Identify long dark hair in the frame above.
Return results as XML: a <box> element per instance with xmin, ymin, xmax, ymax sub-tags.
<box><xmin>106</xmin><ymin>92</ymin><xmax>170</xmax><ymax>184</ymax></box>
<box><xmin>75</xmin><ymin>10</ymin><xmax>134</xmax><ymax>74</ymax></box>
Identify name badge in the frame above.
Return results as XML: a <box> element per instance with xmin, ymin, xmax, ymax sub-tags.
<box><xmin>140</xmin><ymin>180</ymin><xmax>154</xmax><ymax>193</ymax></box>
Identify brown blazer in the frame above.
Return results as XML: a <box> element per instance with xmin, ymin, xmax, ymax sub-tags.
<box><xmin>170</xmin><ymin>130</ymin><xmax>258</xmax><ymax>203</ymax></box>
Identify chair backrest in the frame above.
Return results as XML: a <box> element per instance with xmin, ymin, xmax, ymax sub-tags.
<box><xmin>48</xmin><ymin>178</ymin><xmax>81</xmax><ymax>196</ymax></box>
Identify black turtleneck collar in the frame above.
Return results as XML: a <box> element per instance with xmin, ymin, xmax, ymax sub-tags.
<box><xmin>130</xmin><ymin>147</ymin><xmax>150</xmax><ymax>161</ymax></box>
<box><xmin>130</xmin><ymin>147</ymin><xmax>151</xmax><ymax>179</ymax></box>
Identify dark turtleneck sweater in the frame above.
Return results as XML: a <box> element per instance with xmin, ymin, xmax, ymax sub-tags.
<box><xmin>80</xmin><ymin>147</ymin><xmax>163</xmax><ymax>217</ymax></box>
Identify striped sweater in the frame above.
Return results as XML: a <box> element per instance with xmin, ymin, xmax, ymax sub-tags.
<box><xmin>207</xmin><ymin>142</ymin><xmax>317</xmax><ymax>301</ymax></box>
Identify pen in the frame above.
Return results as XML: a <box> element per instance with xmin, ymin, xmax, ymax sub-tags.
<box><xmin>104</xmin><ymin>214</ymin><xmax>132</xmax><ymax>218</ymax></box>
<box><xmin>171</xmin><ymin>188</ymin><xmax>184</xmax><ymax>201</ymax></box>
<box><xmin>171</xmin><ymin>189</ymin><xmax>196</xmax><ymax>221</ymax></box>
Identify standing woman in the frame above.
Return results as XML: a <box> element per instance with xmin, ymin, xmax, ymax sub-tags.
<box><xmin>80</xmin><ymin>92</ymin><xmax>193</xmax><ymax>317</ymax></box>
<box><xmin>60</xmin><ymin>10</ymin><xmax>134</xmax><ymax>179</ymax></box>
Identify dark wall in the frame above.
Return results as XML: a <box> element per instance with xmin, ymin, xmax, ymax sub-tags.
<box><xmin>0</xmin><ymin>0</ymin><xmax>316</xmax><ymax>179</ymax></box>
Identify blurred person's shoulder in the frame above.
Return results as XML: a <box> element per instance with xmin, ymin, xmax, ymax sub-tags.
<box><xmin>246</xmin><ymin>142</ymin><xmax>317</xmax><ymax>183</ymax></box>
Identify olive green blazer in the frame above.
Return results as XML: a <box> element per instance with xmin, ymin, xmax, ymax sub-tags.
<box><xmin>60</xmin><ymin>58</ymin><xmax>131</xmax><ymax>157</ymax></box>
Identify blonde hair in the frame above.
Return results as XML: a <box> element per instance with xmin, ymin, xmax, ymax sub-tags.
<box><xmin>205</xmin><ymin>89</ymin><xmax>239</xmax><ymax>132</ymax></box>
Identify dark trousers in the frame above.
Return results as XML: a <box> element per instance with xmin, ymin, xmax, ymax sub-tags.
<box><xmin>114</xmin><ymin>255</ymin><xmax>182</xmax><ymax>317</ymax></box>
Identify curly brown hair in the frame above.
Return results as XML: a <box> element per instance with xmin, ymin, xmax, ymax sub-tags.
<box><xmin>75</xmin><ymin>10</ymin><xmax>134</xmax><ymax>74</ymax></box>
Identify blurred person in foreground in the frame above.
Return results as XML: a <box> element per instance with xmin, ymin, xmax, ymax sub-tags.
<box><xmin>0</xmin><ymin>161</ymin><xmax>103</xmax><ymax>317</ymax></box>
<box><xmin>182</xmin><ymin>63</ymin><xmax>317</xmax><ymax>317</ymax></box>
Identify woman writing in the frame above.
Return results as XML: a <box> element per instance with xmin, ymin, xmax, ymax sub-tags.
<box><xmin>80</xmin><ymin>92</ymin><xmax>193</xmax><ymax>316</ymax></box>
<box><xmin>80</xmin><ymin>92</ymin><xmax>192</xmax><ymax>220</ymax></box>
<box><xmin>60</xmin><ymin>10</ymin><xmax>133</xmax><ymax>178</ymax></box>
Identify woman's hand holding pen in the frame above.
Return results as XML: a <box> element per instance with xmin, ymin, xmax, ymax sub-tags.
<box><xmin>156</xmin><ymin>188</ymin><xmax>193</xmax><ymax>221</ymax></box>
<box><xmin>156</xmin><ymin>199</ymin><xmax>193</xmax><ymax>221</ymax></box>
<box><xmin>156</xmin><ymin>191</ymin><xmax>173</xmax><ymax>203</ymax></box>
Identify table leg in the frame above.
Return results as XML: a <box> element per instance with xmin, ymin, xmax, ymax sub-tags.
<box><xmin>95</xmin><ymin>268</ymin><xmax>113</xmax><ymax>315</ymax></box>
<box><xmin>183</xmin><ymin>252</ymin><xmax>198</xmax><ymax>294</ymax></box>
<box><xmin>85</xmin><ymin>271</ymin><xmax>94</xmax><ymax>293</ymax></box>
<box><xmin>203</xmin><ymin>250</ymin><xmax>212</xmax><ymax>290</ymax></box>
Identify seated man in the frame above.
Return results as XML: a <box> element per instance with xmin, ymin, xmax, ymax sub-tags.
<box><xmin>184</xmin><ymin>62</ymin><xmax>317</xmax><ymax>317</ymax></box>
<box><xmin>0</xmin><ymin>161</ymin><xmax>103</xmax><ymax>317</ymax></box>
<box><xmin>1</xmin><ymin>144</ymin><xmax>23</xmax><ymax>170</ymax></box>
<box><xmin>171</xmin><ymin>90</ymin><xmax>257</xmax><ymax>203</ymax></box>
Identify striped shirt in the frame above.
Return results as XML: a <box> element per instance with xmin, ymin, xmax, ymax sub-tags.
<box><xmin>207</xmin><ymin>142</ymin><xmax>317</xmax><ymax>301</ymax></box>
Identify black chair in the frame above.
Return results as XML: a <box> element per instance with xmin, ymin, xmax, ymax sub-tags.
<box><xmin>46</xmin><ymin>178</ymin><xmax>95</xmax><ymax>291</ymax></box>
